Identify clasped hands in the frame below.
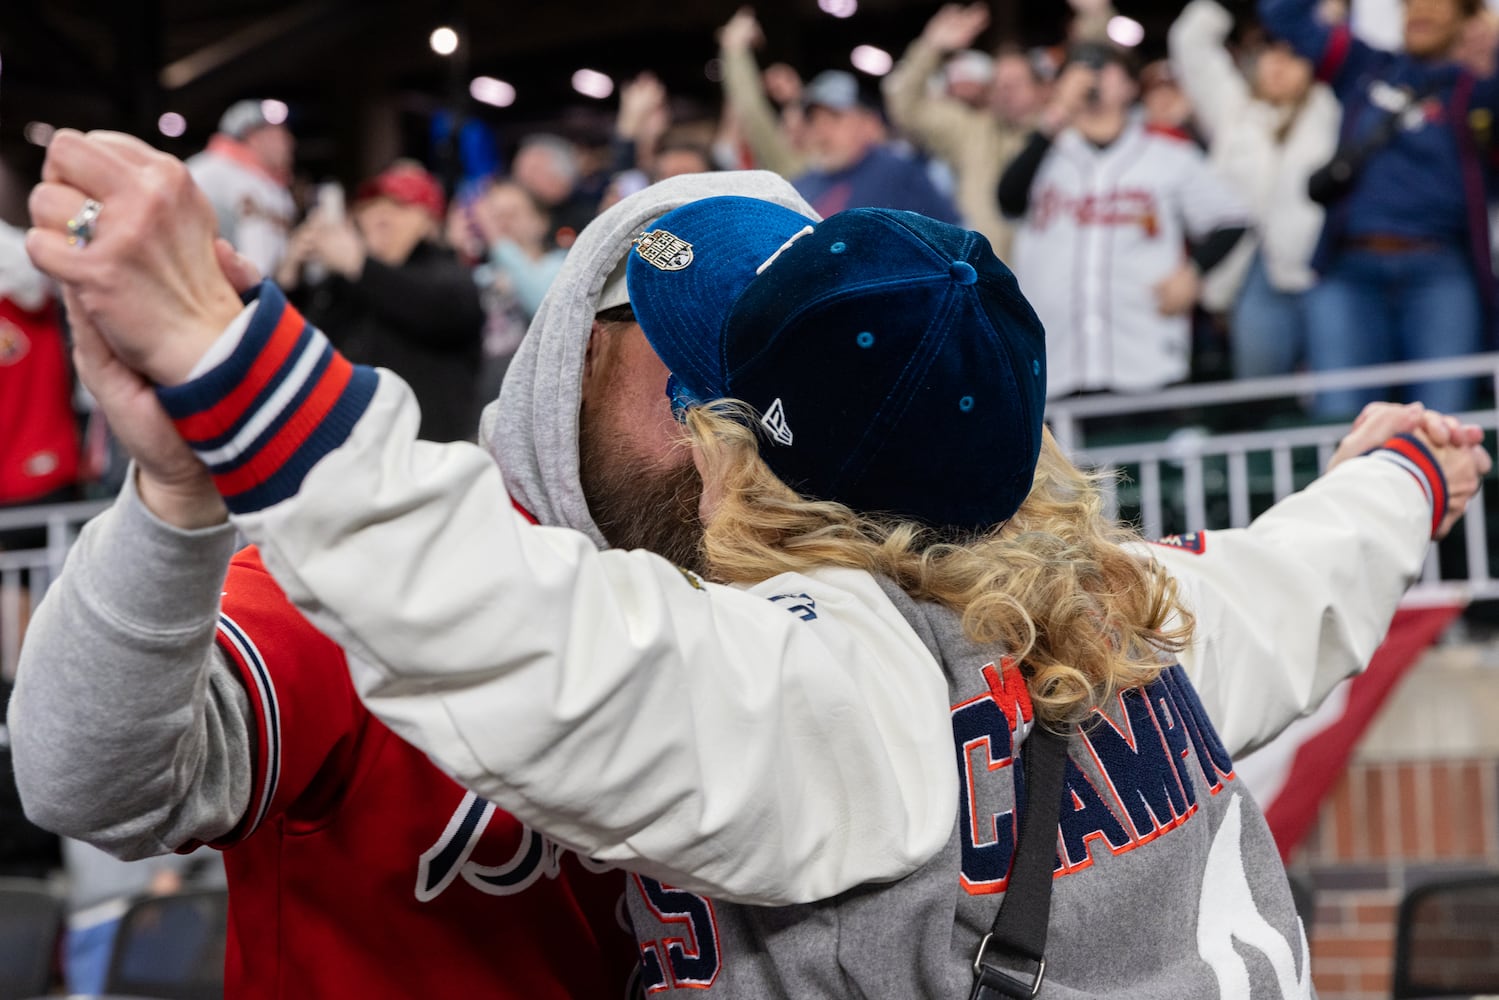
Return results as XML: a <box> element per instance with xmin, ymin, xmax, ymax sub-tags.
<box><xmin>27</xmin><ymin>128</ymin><xmax>244</xmax><ymax>387</ymax></box>
<box><xmin>26</xmin><ymin>129</ymin><xmax>258</xmax><ymax>529</ymax></box>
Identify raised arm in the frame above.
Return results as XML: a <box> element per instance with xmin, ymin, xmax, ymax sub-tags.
<box><xmin>882</xmin><ymin>5</ymin><xmax>992</xmax><ymax>164</ymax></box>
<box><xmin>1260</xmin><ymin>0</ymin><xmax>1382</xmax><ymax>93</ymax></box>
<box><xmin>718</xmin><ymin>8</ymin><xmax>806</xmax><ymax>178</ymax></box>
<box><xmin>1068</xmin><ymin>0</ymin><xmax>1118</xmax><ymax>42</ymax></box>
<box><xmin>160</xmin><ymin>292</ymin><xmax>956</xmax><ymax>906</ymax></box>
<box><xmin>1460</xmin><ymin>12</ymin><xmax>1499</xmax><ymax>112</ymax></box>
<box><xmin>10</xmin><ymin>233</ymin><xmax>388</xmax><ymax>861</ymax></box>
<box><xmin>1169</xmin><ymin>0</ymin><xmax>1253</xmax><ymax>144</ymax></box>
<box><xmin>1152</xmin><ymin>406</ymin><xmax>1488</xmax><ymax>757</ymax></box>
<box><xmin>996</xmin><ymin>131</ymin><xmax>1052</xmax><ymax>218</ymax></box>
<box><xmin>5</xmin><ymin>234</ymin><xmax>258</xmax><ymax>857</ymax></box>
<box><xmin>24</xmin><ymin>133</ymin><xmax>957</xmax><ymax>904</ymax></box>
<box><xmin>169</xmin><ymin>289</ymin><xmax>955</xmax><ymax>905</ymax></box>
<box><xmin>9</xmin><ymin>454</ymin><xmax>252</xmax><ymax>856</ymax></box>
<box><xmin>997</xmin><ymin>60</ymin><xmax>1102</xmax><ymax>218</ymax></box>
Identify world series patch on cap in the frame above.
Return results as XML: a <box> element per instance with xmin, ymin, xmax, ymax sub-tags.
<box><xmin>634</xmin><ymin>230</ymin><xmax>695</xmax><ymax>271</ymax></box>
<box><xmin>626</xmin><ymin>196</ymin><xmax>1049</xmax><ymax>533</ymax></box>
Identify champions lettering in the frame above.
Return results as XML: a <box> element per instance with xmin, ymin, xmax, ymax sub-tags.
<box><xmin>634</xmin><ymin>875</ymin><xmax>722</xmax><ymax>992</ymax></box>
<box><xmin>952</xmin><ymin>662</ymin><xmax>1235</xmax><ymax>894</ymax></box>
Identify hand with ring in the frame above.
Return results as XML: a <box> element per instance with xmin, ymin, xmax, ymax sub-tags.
<box><xmin>26</xmin><ymin>129</ymin><xmax>245</xmax><ymax>387</ymax></box>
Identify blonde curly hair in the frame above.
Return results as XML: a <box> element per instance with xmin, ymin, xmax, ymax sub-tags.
<box><xmin>686</xmin><ymin>404</ymin><xmax>1195</xmax><ymax>726</ymax></box>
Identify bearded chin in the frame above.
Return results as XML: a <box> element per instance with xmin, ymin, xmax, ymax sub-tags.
<box><xmin>579</xmin><ymin>430</ymin><xmax>707</xmax><ymax>575</ymax></box>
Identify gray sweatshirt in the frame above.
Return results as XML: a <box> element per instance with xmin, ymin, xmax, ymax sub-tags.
<box><xmin>9</xmin><ymin>479</ymin><xmax>250</xmax><ymax>858</ymax></box>
<box><xmin>625</xmin><ymin>582</ymin><xmax>1314</xmax><ymax>997</ymax></box>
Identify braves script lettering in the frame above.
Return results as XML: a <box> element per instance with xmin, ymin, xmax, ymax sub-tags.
<box><xmin>1030</xmin><ymin>186</ymin><xmax>1161</xmax><ymax>237</ymax></box>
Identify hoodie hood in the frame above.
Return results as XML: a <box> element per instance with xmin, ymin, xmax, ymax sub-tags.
<box><xmin>483</xmin><ymin>171</ymin><xmax>817</xmax><ymax>547</ymax></box>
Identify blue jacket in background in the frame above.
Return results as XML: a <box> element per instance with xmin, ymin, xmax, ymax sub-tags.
<box><xmin>793</xmin><ymin>145</ymin><xmax>962</xmax><ymax>225</ymax></box>
<box><xmin>1259</xmin><ymin>0</ymin><xmax>1499</xmax><ymax>312</ymax></box>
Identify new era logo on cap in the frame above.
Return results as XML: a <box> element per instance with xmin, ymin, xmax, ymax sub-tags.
<box><xmin>635</xmin><ymin>230</ymin><xmax>695</xmax><ymax>271</ymax></box>
<box><xmin>760</xmin><ymin>398</ymin><xmax>794</xmax><ymax>446</ymax></box>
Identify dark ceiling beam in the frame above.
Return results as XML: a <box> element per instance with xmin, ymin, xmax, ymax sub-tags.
<box><xmin>114</xmin><ymin>0</ymin><xmax>164</xmax><ymax>137</ymax></box>
<box><xmin>2</xmin><ymin>2</ymin><xmax>112</xmax><ymax>94</ymax></box>
<box><xmin>158</xmin><ymin>0</ymin><xmax>347</xmax><ymax>91</ymax></box>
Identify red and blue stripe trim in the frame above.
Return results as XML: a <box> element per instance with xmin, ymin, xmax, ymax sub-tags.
<box><xmin>156</xmin><ymin>281</ymin><xmax>377</xmax><ymax>514</ymax></box>
<box><xmin>215</xmin><ymin>612</ymin><xmax>281</xmax><ymax>838</ymax></box>
<box><xmin>1316</xmin><ymin>23</ymin><xmax>1352</xmax><ymax>84</ymax></box>
<box><xmin>1367</xmin><ymin>433</ymin><xmax>1448</xmax><ymax>538</ymax></box>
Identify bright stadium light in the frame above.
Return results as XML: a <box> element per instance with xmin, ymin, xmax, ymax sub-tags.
<box><xmin>850</xmin><ymin>45</ymin><xmax>893</xmax><ymax>76</ymax></box>
<box><xmin>24</xmin><ymin>121</ymin><xmax>55</xmax><ymax>147</ymax></box>
<box><xmin>819</xmin><ymin>0</ymin><xmax>858</xmax><ymax>17</ymax></box>
<box><xmin>260</xmin><ymin>99</ymin><xmax>289</xmax><ymax>125</ymax></box>
<box><xmin>1107</xmin><ymin>16</ymin><xmax>1145</xmax><ymax>48</ymax></box>
<box><xmin>157</xmin><ymin>112</ymin><xmax>187</xmax><ymax>138</ymax></box>
<box><xmin>470</xmin><ymin>76</ymin><xmax>516</xmax><ymax>108</ymax></box>
<box><xmin>430</xmin><ymin>26</ymin><xmax>460</xmax><ymax>56</ymax></box>
<box><xmin>572</xmin><ymin>68</ymin><xmax>614</xmax><ymax>100</ymax></box>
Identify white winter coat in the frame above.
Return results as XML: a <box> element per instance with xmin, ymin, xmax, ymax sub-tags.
<box><xmin>1170</xmin><ymin>0</ymin><xmax>1342</xmax><ymax>309</ymax></box>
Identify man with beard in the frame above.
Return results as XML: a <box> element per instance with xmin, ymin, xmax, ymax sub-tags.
<box><xmin>575</xmin><ymin>299</ymin><xmax>706</xmax><ymax>569</ymax></box>
<box><xmin>8</xmin><ymin>167</ymin><xmax>811</xmax><ymax>997</ymax></box>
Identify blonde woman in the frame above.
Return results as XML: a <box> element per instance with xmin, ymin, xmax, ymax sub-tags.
<box><xmin>26</xmin><ymin>126</ymin><xmax>1489</xmax><ymax>996</ymax></box>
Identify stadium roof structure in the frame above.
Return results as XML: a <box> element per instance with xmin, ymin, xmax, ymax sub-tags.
<box><xmin>0</xmin><ymin>0</ymin><xmax>1183</xmax><ymax>210</ymax></box>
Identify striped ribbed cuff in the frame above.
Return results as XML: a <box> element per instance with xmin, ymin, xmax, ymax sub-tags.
<box><xmin>155</xmin><ymin>281</ymin><xmax>378</xmax><ymax>514</ymax></box>
<box><xmin>1365</xmin><ymin>433</ymin><xmax>1449</xmax><ymax>539</ymax></box>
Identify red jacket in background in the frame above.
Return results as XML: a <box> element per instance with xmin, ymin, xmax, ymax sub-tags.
<box><xmin>0</xmin><ymin>296</ymin><xmax>79</xmax><ymax>505</ymax></box>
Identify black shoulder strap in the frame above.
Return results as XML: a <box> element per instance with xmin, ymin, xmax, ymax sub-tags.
<box><xmin>1341</xmin><ymin>75</ymin><xmax>1448</xmax><ymax>169</ymax></box>
<box><xmin>969</xmin><ymin>724</ymin><xmax>1071</xmax><ymax>1000</ymax></box>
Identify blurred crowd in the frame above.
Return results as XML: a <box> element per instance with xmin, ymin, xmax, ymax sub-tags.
<box><xmin>7</xmin><ymin>0</ymin><xmax>1499</xmax><ymax>511</ymax></box>
<box><xmin>5</xmin><ymin>0</ymin><xmax>1499</xmax><ymax>990</ymax></box>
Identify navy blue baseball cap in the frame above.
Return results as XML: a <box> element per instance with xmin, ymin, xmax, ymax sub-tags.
<box><xmin>626</xmin><ymin>197</ymin><xmax>1048</xmax><ymax>532</ymax></box>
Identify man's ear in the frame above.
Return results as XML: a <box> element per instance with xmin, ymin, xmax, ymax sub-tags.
<box><xmin>583</xmin><ymin>318</ymin><xmax>609</xmax><ymax>383</ymax></box>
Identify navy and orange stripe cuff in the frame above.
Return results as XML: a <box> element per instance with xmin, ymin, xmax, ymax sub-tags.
<box><xmin>156</xmin><ymin>281</ymin><xmax>378</xmax><ymax>515</ymax></box>
<box><xmin>1366</xmin><ymin>433</ymin><xmax>1449</xmax><ymax>539</ymax></box>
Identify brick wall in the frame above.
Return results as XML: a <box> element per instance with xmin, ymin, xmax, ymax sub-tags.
<box><xmin>1288</xmin><ymin>758</ymin><xmax>1499</xmax><ymax>999</ymax></box>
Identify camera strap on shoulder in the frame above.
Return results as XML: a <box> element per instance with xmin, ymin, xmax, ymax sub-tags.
<box><xmin>1311</xmin><ymin>75</ymin><xmax>1446</xmax><ymax>205</ymax></box>
<box><xmin>968</xmin><ymin>723</ymin><xmax>1071</xmax><ymax>1000</ymax></box>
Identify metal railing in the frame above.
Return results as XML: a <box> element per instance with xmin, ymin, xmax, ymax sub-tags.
<box><xmin>1048</xmin><ymin>353</ymin><xmax>1499</xmax><ymax>605</ymax></box>
<box><xmin>0</xmin><ymin>499</ymin><xmax>110</xmax><ymax>678</ymax></box>
<box><xmin>2</xmin><ymin>355</ymin><xmax>1498</xmax><ymax>675</ymax></box>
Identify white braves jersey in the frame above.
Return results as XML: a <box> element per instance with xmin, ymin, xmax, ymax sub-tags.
<box><xmin>1012</xmin><ymin>116</ymin><xmax>1248</xmax><ymax>397</ymax></box>
<box><xmin>187</xmin><ymin>146</ymin><xmax>295</xmax><ymax>279</ymax></box>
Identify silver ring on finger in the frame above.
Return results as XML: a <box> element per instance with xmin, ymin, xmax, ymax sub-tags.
<box><xmin>66</xmin><ymin>198</ymin><xmax>103</xmax><ymax>248</ymax></box>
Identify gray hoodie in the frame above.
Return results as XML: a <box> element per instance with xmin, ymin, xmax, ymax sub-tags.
<box><xmin>485</xmin><ymin>170</ymin><xmax>817</xmax><ymax>546</ymax></box>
